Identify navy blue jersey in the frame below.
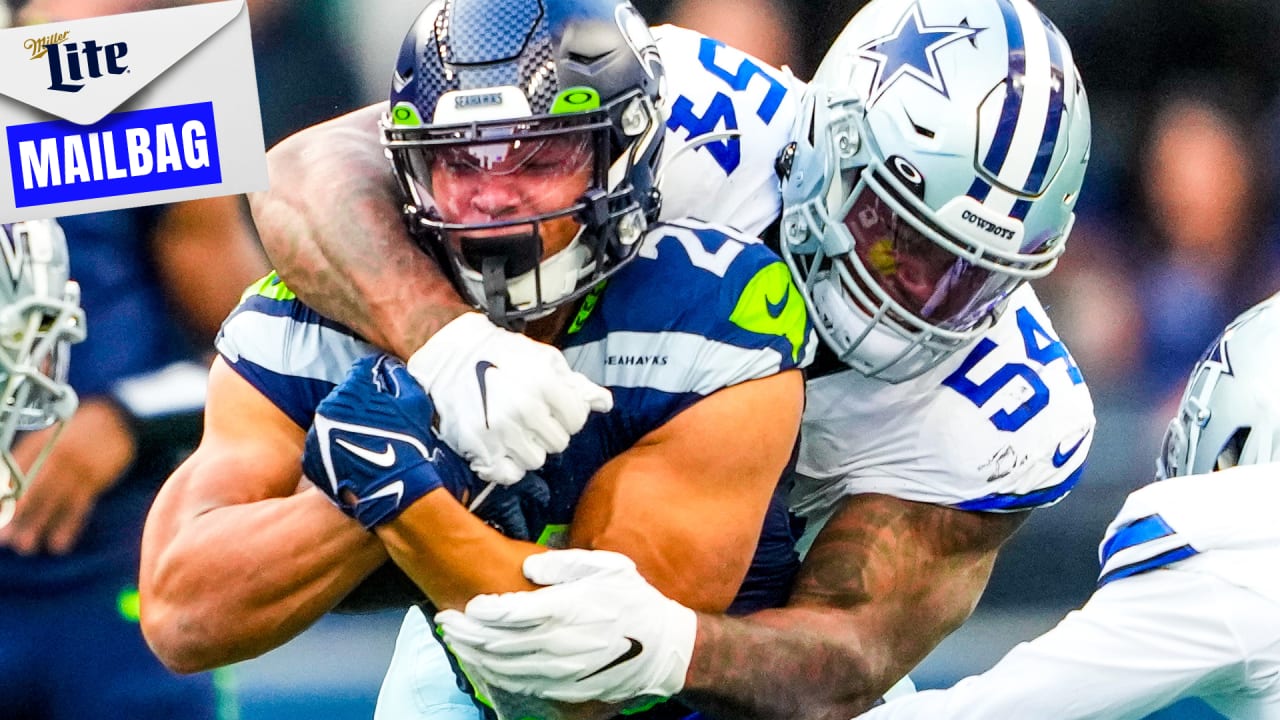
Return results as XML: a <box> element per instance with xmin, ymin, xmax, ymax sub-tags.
<box><xmin>218</xmin><ymin>219</ymin><xmax>815</xmax><ymax>615</ymax></box>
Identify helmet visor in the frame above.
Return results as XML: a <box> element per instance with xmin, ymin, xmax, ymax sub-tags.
<box><xmin>842</xmin><ymin>182</ymin><xmax>1021</xmax><ymax>332</ymax></box>
<box><xmin>386</xmin><ymin>112</ymin><xmax>608</xmax><ymax>228</ymax></box>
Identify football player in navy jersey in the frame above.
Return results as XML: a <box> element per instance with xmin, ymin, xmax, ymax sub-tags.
<box><xmin>139</xmin><ymin>2</ymin><xmax>810</xmax><ymax>719</ymax></box>
<box><xmin>235</xmin><ymin>0</ymin><xmax>1093</xmax><ymax>718</ymax></box>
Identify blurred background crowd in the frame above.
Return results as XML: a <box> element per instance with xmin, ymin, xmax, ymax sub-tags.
<box><xmin>3</xmin><ymin>0</ymin><xmax>1277</xmax><ymax>719</ymax></box>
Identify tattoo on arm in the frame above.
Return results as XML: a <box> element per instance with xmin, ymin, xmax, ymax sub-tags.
<box><xmin>250</xmin><ymin>104</ymin><xmax>471</xmax><ymax>358</ymax></box>
<box><xmin>681</xmin><ymin>494</ymin><xmax>1028</xmax><ymax>720</ymax></box>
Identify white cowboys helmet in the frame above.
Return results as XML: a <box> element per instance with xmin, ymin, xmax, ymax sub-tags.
<box><xmin>0</xmin><ymin>219</ymin><xmax>85</xmax><ymax>527</ymax></box>
<box><xmin>780</xmin><ymin>0</ymin><xmax>1091</xmax><ymax>382</ymax></box>
<box><xmin>1157</xmin><ymin>293</ymin><xmax>1280</xmax><ymax>480</ymax></box>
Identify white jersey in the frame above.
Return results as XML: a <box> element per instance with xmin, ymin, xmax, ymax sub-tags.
<box><xmin>646</xmin><ymin>28</ymin><xmax>1095</xmax><ymax>525</ymax></box>
<box><xmin>652</xmin><ymin>25</ymin><xmax>801</xmax><ymax>240</ymax></box>
<box><xmin>1099</xmin><ymin>462</ymin><xmax>1280</xmax><ymax>603</ymax></box>
<box><xmin>859</xmin><ymin>464</ymin><xmax>1280</xmax><ymax>720</ymax></box>
<box><xmin>792</xmin><ymin>283</ymin><xmax>1095</xmax><ymax>522</ymax></box>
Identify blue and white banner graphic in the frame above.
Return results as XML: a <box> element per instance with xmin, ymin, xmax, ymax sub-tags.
<box><xmin>0</xmin><ymin>0</ymin><xmax>265</xmax><ymax>221</ymax></box>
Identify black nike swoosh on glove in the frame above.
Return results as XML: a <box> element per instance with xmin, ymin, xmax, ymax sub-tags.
<box><xmin>577</xmin><ymin>637</ymin><xmax>644</xmax><ymax>682</ymax></box>
<box><xmin>475</xmin><ymin>360</ymin><xmax>496</xmax><ymax>429</ymax></box>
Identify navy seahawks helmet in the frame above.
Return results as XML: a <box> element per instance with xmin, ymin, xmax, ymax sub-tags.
<box><xmin>382</xmin><ymin>0</ymin><xmax>665</xmax><ymax>327</ymax></box>
<box><xmin>780</xmin><ymin>0</ymin><xmax>1091</xmax><ymax>382</ymax></box>
<box><xmin>0</xmin><ymin>219</ymin><xmax>85</xmax><ymax>527</ymax></box>
<box><xmin>1157</xmin><ymin>294</ymin><xmax>1280</xmax><ymax>480</ymax></box>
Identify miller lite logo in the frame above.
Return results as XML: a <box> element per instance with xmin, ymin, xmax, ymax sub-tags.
<box><xmin>0</xmin><ymin>0</ymin><xmax>266</xmax><ymax>222</ymax></box>
<box><xmin>26</xmin><ymin>32</ymin><xmax>129</xmax><ymax>93</ymax></box>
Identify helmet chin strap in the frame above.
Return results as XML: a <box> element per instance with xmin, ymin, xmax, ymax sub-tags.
<box><xmin>479</xmin><ymin>254</ymin><xmax>525</xmax><ymax>332</ymax></box>
<box><xmin>461</xmin><ymin>226</ymin><xmax>543</xmax><ymax>332</ymax></box>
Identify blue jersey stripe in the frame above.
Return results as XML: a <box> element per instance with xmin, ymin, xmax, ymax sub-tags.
<box><xmin>1097</xmin><ymin>545</ymin><xmax>1198</xmax><ymax>587</ymax></box>
<box><xmin>1099</xmin><ymin>513</ymin><xmax>1175</xmax><ymax>566</ymax></box>
<box><xmin>232</xmin><ymin>293</ymin><xmax>354</xmax><ymax>336</ymax></box>
<box><xmin>1021</xmin><ymin>14</ymin><xmax>1067</xmax><ymax>195</ymax></box>
<box><xmin>979</xmin><ymin>0</ymin><xmax>1027</xmax><ymax>179</ymax></box>
<box><xmin>220</xmin><ymin>352</ymin><xmax>337</xmax><ymax>429</ymax></box>
<box><xmin>954</xmin><ymin>462</ymin><xmax>1085</xmax><ymax>512</ymax></box>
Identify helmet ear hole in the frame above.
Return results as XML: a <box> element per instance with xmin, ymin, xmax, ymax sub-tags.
<box><xmin>1215</xmin><ymin>427</ymin><xmax>1251</xmax><ymax>471</ymax></box>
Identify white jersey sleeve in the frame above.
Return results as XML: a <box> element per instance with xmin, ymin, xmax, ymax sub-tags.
<box><xmin>652</xmin><ymin>25</ymin><xmax>803</xmax><ymax>239</ymax></box>
<box><xmin>857</xmin><ymin>568</ymin><xmax>1280</xmax><ymax>720</ymax></box>
<box><xmin>791</xmin><ymin>284</ymin><xmax>1095</xmax><ymax>520</ymax></box>
<box><xmin>1098</xmin><ymin>462</ymin><xmax>1280</xmax><ymax>604</ymax></box>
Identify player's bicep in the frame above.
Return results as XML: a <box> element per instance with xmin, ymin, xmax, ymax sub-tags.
<box><xmin>570</xmin><ymin>369</ymin><xmax>804</xmax><ymax>612</ymax></box>
<box><xmin>147</xmin><ymin>357</ymin><xmax>306</xmax><ymax>534</ymax></box>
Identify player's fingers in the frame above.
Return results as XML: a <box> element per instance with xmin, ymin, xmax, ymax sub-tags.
<box><xmin>522</xmin><ymin>409</ymin><xmax>572</xmax><ymax>456</ymax></box>
<box><xmin>461</xmin><ymin>591</ymin><xmax>557</xmax><ymax>626</ymax></box>
<box><xmin>540</xmin><ymin>685</ymin><xmax>629</xmax><ymax>704</ymax></box>
<box><xmin>437</xmin><ymin>611</ymin><xmax>505</xmax><ymax>650</ymax></box>
<box><xmin>496</xmin><ymin>425</ymin><xmax>547</xmax><ymax>472</ymax></box>
<box><xmin>541</xmin><ymin>379</ymin><xmax>593</xmax><ymax>435</ymax></box>
<box><xmin>522</xmin><ymin>548</ymin><xmax>636</xmax><ymax>585</ymax></box>
<box><xmin>45</xmin><ymin>497</ymin><xmax>92</xmax><ymax>555</ymax></box>
<box><xmin>571</xmin><ymin>372</ymin><xmax>614</xmax><ymax>414</ymax></box>
<box><xmin>450</xmin><ymin>644</ymin><xmax>586</xmax><ymax>686</ymax></box>
<box><xmin>452</xmin><ymin>426</ymin><xmax>490</xmax><ymax>471</ymax></box>
<box><xmin>471</xmin><ymin>455</ymin><xmax>524</xmax><ymax>487</ymax></box>
<box><xmin>439</xmin><ymin>605</ymin><xmax>547</xmax><ymax>636</ymax></box>
<box><xmin>5</xmin><ymin>490</ymin><xmax>65</xmax><ymax>555</ymax></box>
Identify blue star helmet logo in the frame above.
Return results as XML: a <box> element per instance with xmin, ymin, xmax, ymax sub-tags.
<box><xmin>1198</xmin><ymin>326</ymin><xmax>1236</xmax><ymax>377</ymax></box>
<box><xmin>859</xmin><ymin>3</ymin><xmax>983</xmax><ymax>106</ymax></box>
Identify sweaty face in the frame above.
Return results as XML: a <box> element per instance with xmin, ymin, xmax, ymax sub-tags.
<box><xmin>426</xmin><ymin>132</ymin><xmax>595</xmax><ymax>260</ymax></box>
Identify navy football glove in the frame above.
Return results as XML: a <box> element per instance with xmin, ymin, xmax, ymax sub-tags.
<box><xmin>303</xmin><ymin>354</ymin><xmax>476</xmax><ymax>528</ymax></box>
<box><xmin>471</xmin><ymin>472</ymin><xmax>551</xmax><ymax>542</ymax></box>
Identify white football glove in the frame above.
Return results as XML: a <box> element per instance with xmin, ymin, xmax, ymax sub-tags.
<box><xmin>436</xmin><ymin>549</ymin><xmax>697</xmax><ymax>704</ymax></box>
<box><xmin>407</xmin><ymin>313</ymin><xmax>612</xmax><ymax>485</ymax></box>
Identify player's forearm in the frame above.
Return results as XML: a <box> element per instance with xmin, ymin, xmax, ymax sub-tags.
<box><xmin>681</xmin><ymin>497</ymin><xmax>1023</xmax><ymax>720</ymax></box>
<box><xmin>249</xmin><ymin>103</ymin><xmax>470</xmax><ymax>358</ymax></box>
<box><xmin>680</xmin><ymin>607</ymin><xmax>885</xmax><ymax>720</ymax></box>
<box><xmin>375</xmin><ymin>489</ymin><xmax>545</xmax><ymax>610</ymax></box>
<box><xmin>141</xmin><ymin>490</ymin><xmax>385</xmax><ymax>673</ymax></box>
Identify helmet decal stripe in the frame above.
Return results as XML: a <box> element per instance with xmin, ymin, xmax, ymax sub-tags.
<box><xmin>989</xmin><ymin>0</ymin><xmax>1059</xmax><ymax>199</ymax></box>
<box><xmin>1010</xmin><ymin>197</ymin><xmax>1032</xmax><ymax>220</ymax></box>
<box><xmin>978</xmin><ymin>0</ymin><xmax>1026</xmax><ymax>180</ymax></box>
<box><xmin>1021</xmin><ymin>14</ymin><xmax>1068</xmax><ymax>196</ymax></box>
<box><xmin>967</xmin><ymin>177</ymin><xmax>992</xmax><ymax>203</ymax></box>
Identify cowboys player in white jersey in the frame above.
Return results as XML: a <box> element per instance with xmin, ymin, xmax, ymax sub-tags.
<box><xmin>248</xmin><ymin>0</ymin><xmax>1093</xmax><ymax>717</ymax></box>
<box><xmin>856</xmin><ymin>294</ymin><xmax>1280</xmax><ymax>719</ymax></box>
<box><xmin>0</xmin><ymin>220</ymin><xmax>85</xmax><ymax>528</ymax></box>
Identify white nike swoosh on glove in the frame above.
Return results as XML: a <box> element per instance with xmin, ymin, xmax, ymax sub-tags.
<box><xmin>365</xmin><ymin>480</ymin><xmax>406</xmax><ymax>506</ymax></box>
<box><xmin>335</xmin><ymin>437</ymin><xmax>398</xmax><ymax>467</ymax></box>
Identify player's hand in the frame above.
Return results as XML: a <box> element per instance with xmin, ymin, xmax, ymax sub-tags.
<box><xmin>436</xmin><ymin>549</ymin><xmax>696</xmax><ymax>704</ymax></box>
<box><xmin>303</xmin><ymin>354</ymin><xmax>478</xmax><ymax>528</ymax></box>
<box><xmin>407</xmin><ymin>312</ymin><xmax>612</xmax><ymax>485</ymax></box>
<box><xmin>0</xmin><ymin>398</ymin><xmax>135</xmax><ymax>555</ymax></box>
